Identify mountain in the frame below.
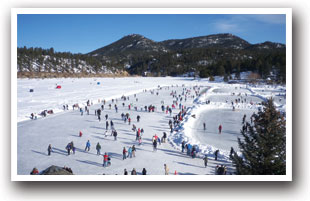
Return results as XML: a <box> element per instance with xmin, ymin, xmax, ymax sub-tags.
<box><xmin>86</xmin><ymin>33</ymin><xmax>285</xmax><ymax>82</ymax></box>
<box><xmin>160</xmin><ymin>33</ymin><xmax>251</xmax><ymax>50</ymax></box>
<box><xmin>245</xmin><ymin>41</ymin><xmax>286</xmax><ymax>50</ymax></box>
<box><xmin>89</xmin><ymin>34</ymin><xmax>168</xmax><ymax>57</ymax></box>
<box><xmin>88</xmin><ymin>33</ymin><xmax>285</xmax><ymax>57</ymax></box>
<box><xmin>17</xmin><ymin>33</ymin><xmax>286</xmax><ymax>82</ymax></box>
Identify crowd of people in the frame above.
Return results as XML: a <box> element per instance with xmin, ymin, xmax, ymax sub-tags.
<box><xmin>31</xmin><ymin>84</ymin><xmax>234</xmax><ymax>175</ymax></box>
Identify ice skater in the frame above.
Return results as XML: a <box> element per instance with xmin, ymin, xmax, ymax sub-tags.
<box><xmin>85</xmin><ymin>140</ymin><xmax>91</xmax><ymax>152</ymax></box>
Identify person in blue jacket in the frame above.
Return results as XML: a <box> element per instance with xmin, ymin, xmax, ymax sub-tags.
<box><xmin>85</xmin><ymin>140</ymin><xmax>91</xmax><ymax>151</ymax></box>
<box><xmin>127</xmin><ymin>146</ymin><xmax>132</xmax><ymax>158</ymax></box>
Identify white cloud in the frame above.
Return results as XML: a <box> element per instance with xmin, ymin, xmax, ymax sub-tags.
<box><xmin>215</xmin><ymin>22</ymin><xmax>239</xmax><ymax>32</ymax></box>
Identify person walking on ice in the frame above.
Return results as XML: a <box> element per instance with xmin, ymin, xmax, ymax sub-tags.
<box><xmin>127</xmin><ymin>146</ymin><xmax>132</xmax><ymax>158</ymax></box>
<box><xmin>203</xmin><ymin>122</ymin><xmax>206</xmax><ymax>131</ymax></box>
<box><xmin>85</xmin><ymin>140</ymin><xmax>91</xmax><ymax>152</ymax></box>
<box><xmin>218</xmin><ymin>124</ymin><xmax>222</xmax><ymax>134</ymax></box>
<box><xmin>132</xmin><ymin>145</ymin><xmax>136</xmax><ymax>157</ymax></box>
<box><xmin>47</xmin><ymin>144</ymin><xmax>52</xmax><ymax>156</ymax></box>
<box><xmin>137</xmin><ymin>115</ymin><xmax>140</xmax><ymax>122</ymax></box>
<box><xmin>96</xmin><ymin>142</ymin><xmax>101</xmax><ymax>155</ymax></box>
<box><xmin>122</xmin><ymin>147</ymin><xmax>127</xmax><ymax>160</ymax></box>
<box><xmin>106</xmin><ymin>121</ymin><xmax>109</xmax><ymax>130</ymax></box>
<box><xmin>164</xmin><ymin>164</ymin><xmax>169</xmax><ymax>175</ymax></box>
<box><xmin>203</xmin><ymin>155</ymin><xmax>208</xmax><ymax>167</ymax></box>
<box><xmin>103</xmin><ymin>152</ymin><xmax>109</xmax><ymax>167</ymax></box>
<box><xmin>214</xmin><ymin>149</ymin><xmax>219</xmax><ymax>161</ymax></box>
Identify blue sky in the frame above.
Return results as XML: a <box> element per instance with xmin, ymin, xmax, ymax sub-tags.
<box><xmin>17</xmin><ymin>14</ymin><xmax>286</xmax><ymax>54</ymax></box>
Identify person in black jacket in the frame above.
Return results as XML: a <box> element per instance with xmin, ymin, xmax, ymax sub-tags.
<box><xmin>131</xmin><ymin>168</ymin><xmax>137</xmax><ymax>175</ymax></box>
<box><xmin>181</xmin><ymin>141</ymin><xmax>185</xmax><ymax>153</ymax></box>
<box><xmin>47</xmin><ymin>144</ymin><xmax>52</xmax><ymax>156</ymax></box>
<box><xmin>142</xmin><ymin>168</ymin><xmax>147</xmax><ymax>175</ymax></box>
<box><xmin>214</xmin><ymin>149</ymin><xmax>219</xmax><ymax>161</ymax></box>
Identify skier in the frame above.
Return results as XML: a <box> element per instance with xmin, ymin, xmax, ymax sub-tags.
<box><xmin>203</xmin><ymin>155</ymin><xmax>208</xmax><ymax>167</ymax></box>
<box><xmin>122</xmin><ymin>147</ymin><xmax>127</xmax><ymax>160</ymax></box>
<box><xmin>105</xmin><ymin>114</ymin><xmax>108</xmax><ymax>120</ymax></box>
<box><xmin>164</xmin><ymin>164</ymin><xmax>169</xmax><ymax>175</ymax></box>
<box><xmin>47</xmin><ymin>144</ymin><xmax>52</xmax><ymax>156</ymax></box>
<box><xmin>203</xmin><ymin>122</ymin><xmax>206</xmax><ymax>131</ymax></box>
<box><xmin>96</xmin><ymin>142</ymin><xmax>101</xmax><ymax>155</ymax></box>
<box><xmin>142</xmin><ymin>168</ymin><xmax>147</xmax><ymax>175</ymax></box>
<box><xmin>214</xmin><ymin>149</ymin><xmax>219</xmax><ymax>161</ymax></box>
<box><xmin>128</xmin><ymin>117</ymin><xmax>131</xmax><ymax>125</ymax></box>
<box><xmin>79</xmin><ymin>131</ymin><xmax>83</xmax><ymax>137</ymax></box>
<box><xmin>218</xmin><ymin>124</ymin><xmax>222</xmax><ymax>134</ymax></box>
<box><xmin>85</xmin><ymin>140</ymin><xmax>91</xmax><ymax>152</ymax></box>
<box><xmin>124</xmin><ymin>169</ymin><xmax>128</xmax><ymax>175</ymax></box>
<box><xmin>138</xmin><ymin>136</ymin><xmax>142</xmax><ymax>145</ymax></box>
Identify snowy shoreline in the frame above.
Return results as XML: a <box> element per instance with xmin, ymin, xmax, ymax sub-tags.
<box><xmin>168</xmin><ymin>84</ymin><xmax>285</xmax><ymax>160</ymax></box>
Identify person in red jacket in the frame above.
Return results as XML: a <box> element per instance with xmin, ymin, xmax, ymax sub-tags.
<box><xmin>122</xmin><ymin>147</ymin><xmax>127</xmax><ymax>160</ymax></box>
<box><xmin>218</xmin><ymin>124</ymin><xmax>222</xmax><ymax>134</ymax></box>
<box><xmin>30</xmin><ymin>167</ymin><xmax>39</xmax><ymax>175</ymax></box>
<box><xmin>128</xmin><ymin>117</ymin><xmax>131</xmax><ymax>125</ymax></box>
<box><xmin>103</xmin><ymin>152</ymin><xmax>109</xmax><ymax>167</ymax></box>
<box><xmin>79</xmin><ymin>131</ymin><xmax>83</xmax><ymax>137</ymax></box>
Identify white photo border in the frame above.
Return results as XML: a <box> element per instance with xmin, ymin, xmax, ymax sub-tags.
<box><xmin>11</xmin><ymin>7</ymin><xmax>292</xmax><ymax>181</ymax></box>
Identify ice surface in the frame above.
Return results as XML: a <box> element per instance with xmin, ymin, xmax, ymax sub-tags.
<box><xmin>16</xmin><ymin>77</ymin><xmax>286</xmax><ymax>175</ymax></box>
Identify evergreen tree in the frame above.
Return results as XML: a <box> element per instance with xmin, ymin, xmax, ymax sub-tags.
<box><xmin>216</xmin><ymin>65</ymin><xmax>225</xmax><ymax>76</ymax></box>
<box><xmin>232</xmin><ymin>98</ymin><xmax>286</xmax><ymax>175</ymax></box>
<box><xmin>223</xmin><ymin>74</ymin><xmax>229</xmax><ymax>82</ymax></box>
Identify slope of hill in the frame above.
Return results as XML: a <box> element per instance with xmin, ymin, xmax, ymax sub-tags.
<box><xmin>17</xmin><ymin>33</ymin><xmax>286</xmax><ymax>82</ymax></box>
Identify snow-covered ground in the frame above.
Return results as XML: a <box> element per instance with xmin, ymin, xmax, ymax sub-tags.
<box><xmin>16</xmin><ymin>77</ymin><xmax>286</xmax><ymax>175</ymax></box>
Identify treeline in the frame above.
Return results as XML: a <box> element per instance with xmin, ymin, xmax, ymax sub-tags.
<box><xmin>17</xmin><ymin>47</ymin><xmax>121</xmax><ymax>77</ymax></box>
<box><xmin>122</xmin><ymin>47</ymin><xmax>286</xmax><ymax>82</ymax></box>
<box><xmin>17</xmin><ymin>46</ymin><xmax>286</xmax><ymax>83</ymax></box>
